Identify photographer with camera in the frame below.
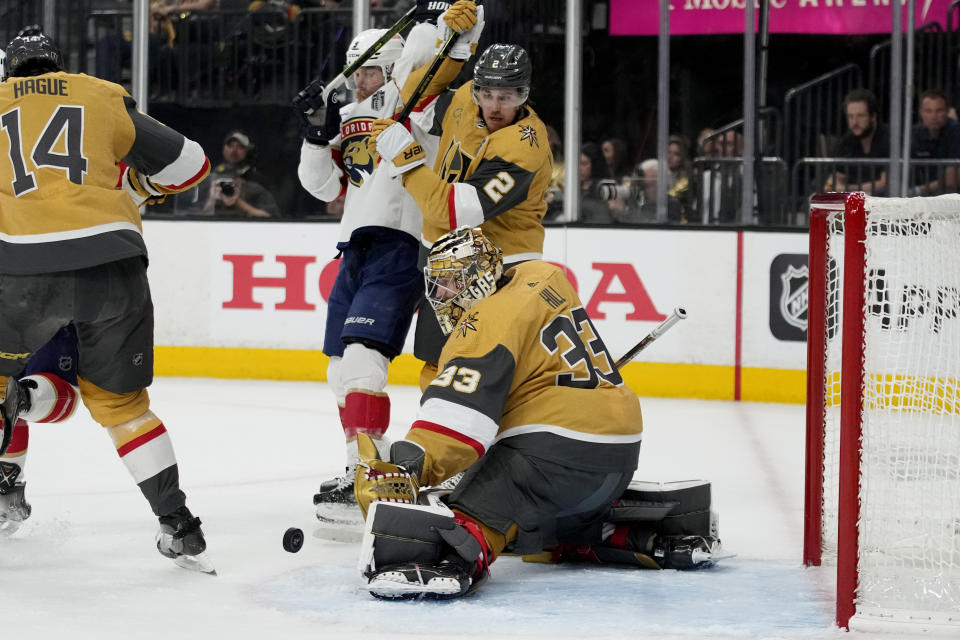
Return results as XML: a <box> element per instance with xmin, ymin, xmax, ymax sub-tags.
<box><xmin>597</xmin><ymin>159</ymin><xmax>682</xmax><ymax>224</ymax></box>
<box><xmin>200</xmin><ymin>165</ymin><xmax>278</xmax><ymax>217</ymax></box>
<box><xmin>579</xmin><ymin>142</ymin><xmax>614</xmax><ymax>223</ymax></box>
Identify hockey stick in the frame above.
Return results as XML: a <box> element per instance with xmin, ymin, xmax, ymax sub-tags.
<box><xmin>614</xmin><ymin>307</ymin><xmax>687</xmax><ymax>370</ymax></box>
<box><xmin>319</xmin><ymin>5</ymin><xmax>417</xmax><ymax>103</ymax></box>
<box><xmin>393</xmin><ymin>29</ymin><xmax>461</xmax><ymax>125</ymax></box>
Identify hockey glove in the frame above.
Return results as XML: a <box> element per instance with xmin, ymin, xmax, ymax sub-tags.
<box><xmin>120</xmin><ymin>165</ymin><xmax>167</xmax><ymax>206</ymax></box>
<box><xmin>369</xmin><ymin>119</ymin><xmax>427</xmax><ymax>177</ymax></box>
<box><xmin>413</xmin><ymin>0</ymin><xmax>451</xmax><ymax>25</ymax></box>
<box><xmin>438</xmin><ymin>1</ymin><xmax>484</xmax><ymax>60</ymax></box>
<box><xmin>354</xmin><ymin>433</ymin><xmax>420</xmax><ymax>520</ymax></box>
<box><xmin>292</xmin><ymin>79</ymin><xmax>343</xmax><ymax>146</ymax></box>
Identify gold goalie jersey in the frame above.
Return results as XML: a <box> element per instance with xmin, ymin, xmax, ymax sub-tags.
<box><xmin>0</xmin><ymin>71</ymin><xmax>209</xmax><ymax>274</ymax></box>
<box><xmin>406</xmin><ymin>261</ymin><xmax>644</xmax><ymax>486</ymax></box>
<box><xmin>402</xmin><ymin>80</ymin><xmax>553</xmax><ymax>263</ymax></box>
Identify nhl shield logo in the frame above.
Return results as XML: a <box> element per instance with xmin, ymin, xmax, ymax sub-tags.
<box><xmin>779</xmin><ymin>265</ymin><xmax>809</xmax><ymax>331</ymax></box>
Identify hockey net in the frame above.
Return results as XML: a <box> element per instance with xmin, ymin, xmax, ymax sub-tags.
<box><xmin>805</xmin><ymin>192</ymin><xmax>960</xmax><ymax>633</ymax></box>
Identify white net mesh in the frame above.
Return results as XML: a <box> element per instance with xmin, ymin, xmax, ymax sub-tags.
<box><xmin>853</xmin><ymin>196</ymin><xmax>960</xmax><ymax>622</ymax></box>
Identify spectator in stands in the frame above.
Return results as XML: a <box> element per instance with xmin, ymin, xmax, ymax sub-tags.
<box><xmin>823</xmin><ymin>89</ymin><xmax>889</xmax><ymax>195</ymax></box>
<box><xmin>696</xmin><ymin>127</ymin><xmax>718</xmax><ymax>158</ymax></box>
<box><xmin>217</xmin><ymin>130</ymin><xmax>272</xmax><ymax>188</ymax></box>
<box><xmin>544</xmin><ymin>124</ymin><xmax>565</xmax><ymax>221</ymax></box>
<box><xmin>181</xmin><ymin>129</ymin><xmax>280</xmax><ymax>216</ymax></box>
<box><xmin>579</xmin><ymin>142</ymin><xmax>613</xmax><ymax>223</ymax></box>
<box><xmin>198</xmin><ymin>166</ymin><xmax>279</xmax><ymax>217</ymax></box>
<box><xmin>910</xmin><ymin>89</ymin><xmax>960</xmax><ymax>196</ymax></box>
<box><xmin>717</xmin><ymin>129</ymin><xmax>742</xmax><ymax>157</ymax></box>
<box><xmin>600</xmin><ymin>137</ymin><xmax>631</xmax><ymax>180</ymax></box>
<box><xmin>618</xmin><ymin>159</ymin><xmax>682</xmax><ymax>224</ymax></box>
<box><xmin>667</xmin><ymin>134</ymin><xmax>692</xmax><ymax>218</ymax></box>
<box><xmin>94</xmin><ymin>1</ymin><xmax>216</xmax><ymax>93</ymax></box>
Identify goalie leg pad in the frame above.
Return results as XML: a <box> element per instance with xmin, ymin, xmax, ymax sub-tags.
<box><xmin>358</xmin><ymin>500</ymin><xmax>455</xmax><ymax>577</ymax></box>
<box><xmin>610</xmin><ymin>479</ymin><xmax>715</xmax><ymax>537</ymax></box>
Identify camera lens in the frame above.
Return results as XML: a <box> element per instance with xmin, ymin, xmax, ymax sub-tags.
<box><xmin>220</xmin><ymin>182</ymin><xmax>235</xmax><ymax>197</ymax></box>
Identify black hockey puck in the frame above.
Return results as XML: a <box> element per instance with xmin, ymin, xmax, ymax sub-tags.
<box><xmin>283</xmin><ymin>527</ymin><xmax>304</xmax><ymax>553</ymax></box>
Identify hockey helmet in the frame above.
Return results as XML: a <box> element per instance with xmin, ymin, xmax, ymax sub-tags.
<box><xmin>472</xmin><ymin>43</ymin><xmax>531</xmax><ymax>107</ymax></box>
<box><xmin>345</xmin><ymin>29</ymin><xmax>404</xmax><ymax>88</ymax></box>
<box><xmin>3</xmin><ymin>32</ymin><xmax>63</xmax><ymax>81</ymax></box>
<box><xmin>424</xmin><ymin>227</ymin><xmax>503</xmax><ymax>336</ymax></box>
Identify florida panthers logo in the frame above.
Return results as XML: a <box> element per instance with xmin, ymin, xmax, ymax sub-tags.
<box><xmin>340</xmin><ymin>118</ymin><xmax>376</xmax><ymax>187</ymax></box>
<box><xmin>438</xmin><ymin>140</ymin><xmax>475</xmax><ymax>183</ymax></box>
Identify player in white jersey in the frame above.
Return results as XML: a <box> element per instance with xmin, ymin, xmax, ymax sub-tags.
<box><xmin>294</xmin><ymin>1</ymin><xmax>483</xmax><ymax>526</ymax></box>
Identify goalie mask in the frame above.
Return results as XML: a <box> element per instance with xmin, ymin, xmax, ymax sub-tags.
<box><xmin>345</xmin><ymin>29</ymin><xmax>404</xmax><ymax>90</ymax></box>
<box><xmin>425</xmin><ymin>227</ymin><xmax>503</xmax><ymax>336</ymax></box>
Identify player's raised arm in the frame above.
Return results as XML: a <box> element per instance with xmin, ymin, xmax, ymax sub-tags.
<box><xmin>371</xmin><ymin>44</ymin><xmax>549</xmax><ymax>234</ymax></box>
<box><xmin>398</xmin><ymin>1</ymin><xmax>485</xmax><ymax>113</ymax></box>
<box><xmin>118</xmin><ymin>96</ymin><xmax>210</xmax><ymax>206</ymax></box>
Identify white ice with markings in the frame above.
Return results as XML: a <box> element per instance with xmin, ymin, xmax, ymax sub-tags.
<box><xmin>1</xmin><ymin>378</ymin><xmax>859</xmax><ymax>639</ymax></box>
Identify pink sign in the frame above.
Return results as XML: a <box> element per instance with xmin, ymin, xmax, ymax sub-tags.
<box><xmin>610</xmin><ymin>1</ymin><xmax>953</xmax><ymax>36</ymax></box>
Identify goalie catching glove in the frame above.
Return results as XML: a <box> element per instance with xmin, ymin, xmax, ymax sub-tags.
<box><xmin>438</xmin><ymin>1</ymin><xmax>484</xmax><ymax>60</ymax></box>
<box><xmin>354</xmin><ymin>433</ymin><xmax>420</xmax><ymax>520</ymax></box>
<box><xmin>369</xmin><ymin>120</ymin><xmax>427</xmax><ymax>177</ymax></box>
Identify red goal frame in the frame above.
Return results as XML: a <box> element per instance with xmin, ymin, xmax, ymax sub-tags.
<box><xmin>804</xmin><ymin>192</ymin><xmax>866</xmax><ymax>630</ymax></box>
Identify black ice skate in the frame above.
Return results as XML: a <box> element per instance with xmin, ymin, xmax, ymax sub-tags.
<box><xmin>313</xmin><ymin>465</ymin><xmax>364</xmax><ymax>541</ymax></box>
<box><xmin>367</xmin><ymin>561</ymin><xmax>472</xmax><ymax>600</ymax></box>
<box><xmin>0</xmin><ymin>378</ymin><xmax>30</xmax><ymax>457</ymax></box>
<box><xmin>156</xmin><ymin>505</ymin><xmax>216</xmax><ymax>575</ymax></box>
<box><xmin>0</xmin><ymin>468</ymin><xmax>31</xmax><ymax>537</ymax></box>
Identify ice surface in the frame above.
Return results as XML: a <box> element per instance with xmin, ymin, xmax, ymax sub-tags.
<box><xmin>1</xmin><ymin>378</ymin><xmax>852</xmax><ymax>639</ymax></box>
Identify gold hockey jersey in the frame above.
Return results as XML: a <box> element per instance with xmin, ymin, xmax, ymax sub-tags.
<box><xmin>402</xmin><ymin>80</ymin><xmax>552</xmax><ymax>263</ymax></box>
<box><xmin>0</xmin><ymin>72</ymin><xmax>209</xmax><ymax>274</ymax></box>
<box><xmin>407</xmin><ymin>261</ymin><xmax>643</xmax><ymax>486</ymax></box>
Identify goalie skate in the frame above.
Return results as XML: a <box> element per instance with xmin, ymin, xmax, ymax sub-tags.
<box><xmin>313</xmin><ymin>465</ymin><xmax>364</xmax><ymax>542</ymax></box>
<box><xmin>156</xmin><ymin>506</ymin><xmax>216</xmax><ymax>575</ymax></box>
<box><xmin>367</xmin><ymin>561</ymin><xmax>471</xmax><ymax>600</ymax></box>
<box><xmin>655</xmin><ymin>535</ymin><xmax>731</xmax><ymax>570</ymax></box>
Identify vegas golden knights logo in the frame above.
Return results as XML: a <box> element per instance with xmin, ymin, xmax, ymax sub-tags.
<box><xmin>438</xmin><ymin>140</ymin><xmax>474</xmax><ymax>183</ymax></box>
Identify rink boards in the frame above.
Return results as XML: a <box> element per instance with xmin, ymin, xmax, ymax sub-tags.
<box><xmin>145</xmin><ymin>220</ymin><xmax>810</xmax><ymax>403</ymax></box>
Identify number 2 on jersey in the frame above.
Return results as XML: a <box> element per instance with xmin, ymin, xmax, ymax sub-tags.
<box><xmin>482</xmin><ymin>171</ymin><xmax>515</xmax><ymax>203</ymax></box>
<box><xmin>2</xmin><ymin>105</ymin><xmax>88</xmax><ymax>197</ymax></box>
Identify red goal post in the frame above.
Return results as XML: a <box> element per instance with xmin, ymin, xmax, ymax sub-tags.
<box><xmin>805</xmin><ymin>192</ymin><xmax>960</xmax><ymax>633</ymax></box>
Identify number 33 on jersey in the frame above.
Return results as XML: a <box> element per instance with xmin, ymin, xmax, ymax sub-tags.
<box><xmin>409</xmin><ymin>260</ymin><xmax>644</xmax><ymax>486</ymax></box>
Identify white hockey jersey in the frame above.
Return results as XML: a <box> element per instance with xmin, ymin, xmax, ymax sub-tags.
<box><xmin>297</xmin><ymin>24</ymin><xmax>438</xmax><ymax>246</ymax></box>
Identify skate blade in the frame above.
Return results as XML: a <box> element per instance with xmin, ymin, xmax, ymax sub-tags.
<box><xmin>368</xmin><ymin>574</ymin><xmax>462</xmax><ymax>599</ymax></box>
<box><xmin>173</xmin><ymin>551</ymin><xmax>217</xmax><ymax>575</ymax></box>
<box><xmin>313</xmin><ymin>520</ymin><xmax>364</xmax><ymax>543</ymax></box>
<box><xmin>0</xmin><ymin>520</ymin><xmax>24</xmax><ymax>537</ymax></box>
<box><xmin>313</xmin><ymin>502</ymin><xmax>364</xmax><ymax>542</ymax></box>
<box><xmin>315</xmin><ymin>502</ymin><xmax>363</xmax><ymax>526</ymax></box>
